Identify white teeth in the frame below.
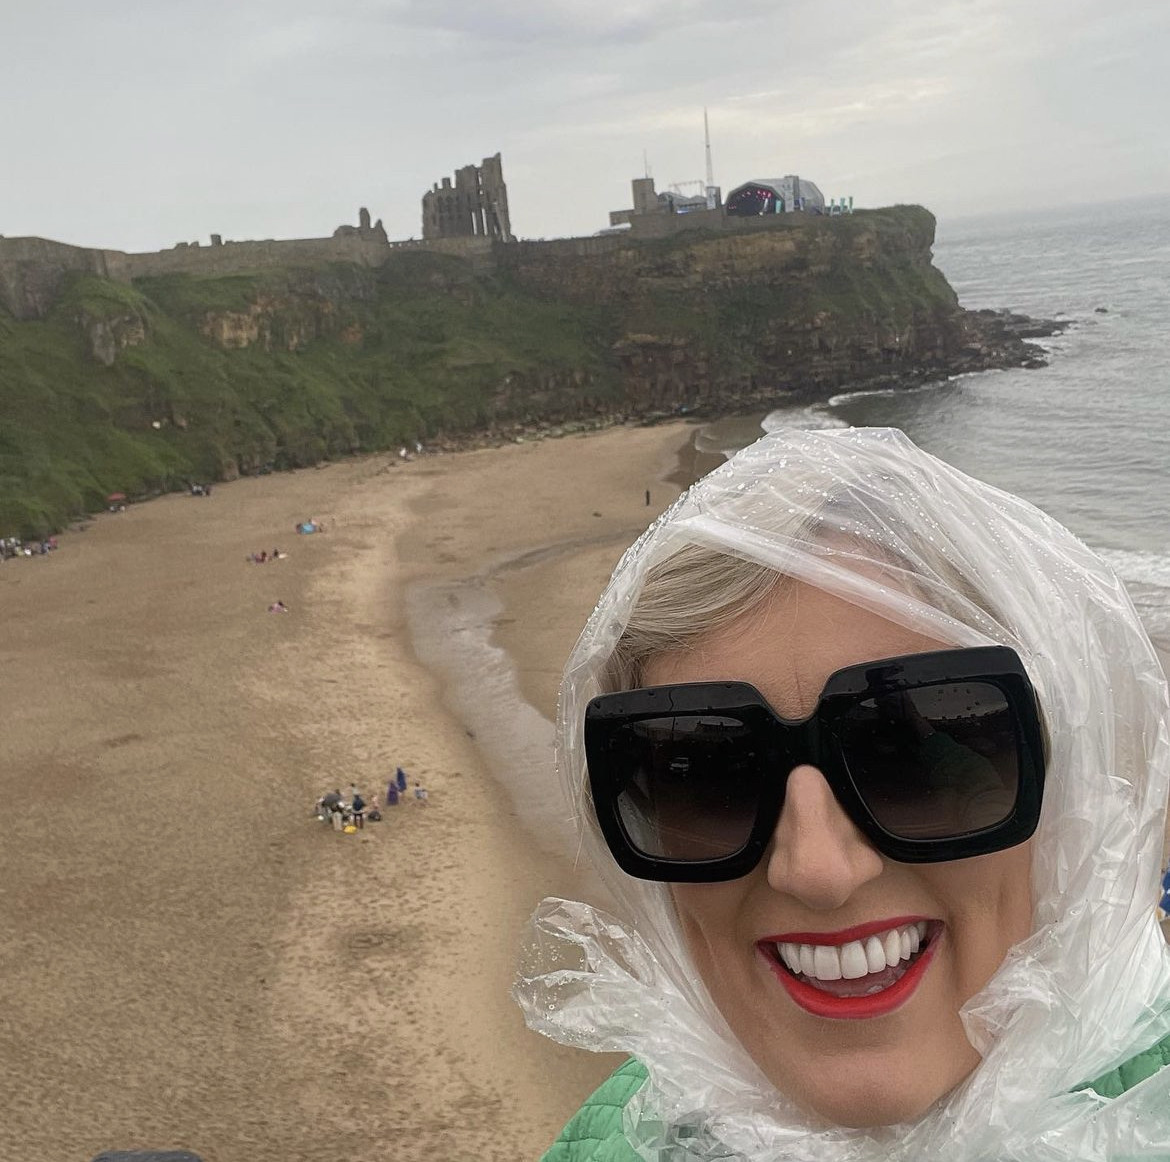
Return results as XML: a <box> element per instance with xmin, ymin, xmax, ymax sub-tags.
<box><xmin>813</xmin><ymin>944</ymin><xmax>842</xmax><ymax>980</ymax></box>
<box><xmin>839</xmin><ymin>940</ymin><xmax>869</xmax><ymax>980</ymax></box>
<box><xmin>776</xmin><ymin>922</ymin><xmax>930</xmax><ymax>982</ymax></box>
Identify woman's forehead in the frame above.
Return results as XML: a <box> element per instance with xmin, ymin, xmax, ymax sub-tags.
<box><xmin>641</xmin><ymin>581</ymin><xmax>948</xmax><ymax>717</ymax></box>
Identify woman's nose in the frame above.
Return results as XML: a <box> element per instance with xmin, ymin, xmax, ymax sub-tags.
<box><xmin>765</xmin><ymin>764</ymin><xmax>884</xmax><ymax>909</ymax></box>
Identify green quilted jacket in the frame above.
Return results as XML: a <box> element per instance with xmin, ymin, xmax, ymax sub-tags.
<box><xmin>540</xmin><ymin>1035</ymin><xmax>1170</xmax><ymax>1162</ymax></box>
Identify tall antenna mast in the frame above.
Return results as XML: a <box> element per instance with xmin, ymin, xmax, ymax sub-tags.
<box><xmin>703</xmin><ymin>107</ymin><xmax>716</xmax><ymax>208</ymax></box>
<box><xmin>704</xmin><ymin>108</ymin><xmax>714</xmax><ymax>189</ymax></box>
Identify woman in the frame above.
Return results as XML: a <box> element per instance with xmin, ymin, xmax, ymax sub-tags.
<box><xmin>516</xmin><ymin>427</ymin><xmax>1170</xmax><ymax>1161</ymax></box>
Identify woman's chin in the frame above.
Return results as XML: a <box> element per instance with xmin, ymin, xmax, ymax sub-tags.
<box><xmin>782</xmin><ymin>1064</ymin><xmax>959</xmax><ymax>1130</ymax></box>
<box><xmin>812</xmin><ymin>1093</ymin><xmax>937</xmax><ymax>1130</ymax></box>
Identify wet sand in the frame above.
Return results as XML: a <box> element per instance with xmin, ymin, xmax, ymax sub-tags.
<box><xmin>0</xmin><ymin>422</ymin><xmax>695</xmax><ymax>1162</ymax></box>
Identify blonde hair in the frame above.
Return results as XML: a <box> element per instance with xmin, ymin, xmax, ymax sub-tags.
<box><xmin>601</xmin><ymin>544</ymin><xmax>785</xmax><ymax>693</ymax></box>
<box><xmin>601</xmin><ymin>511</ymin><xmax>1015</xmax><ymax>697</ymax></box>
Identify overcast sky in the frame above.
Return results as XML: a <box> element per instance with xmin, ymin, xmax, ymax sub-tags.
<box><xmin>2</xmin><ymin>0</ymin><xmax>1167</xmax><ymax>252</ymax></box>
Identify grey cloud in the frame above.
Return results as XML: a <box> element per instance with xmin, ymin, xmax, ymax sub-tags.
<box><xmin>0</xmin><ymin>0</ymin><xmax>1167</xmax><ymax>249</ymax></box>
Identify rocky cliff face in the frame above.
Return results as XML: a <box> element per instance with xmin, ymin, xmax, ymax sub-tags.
<box><xmin>0</xmin><ymin>206</ymin><xmax>1057</xmax><ymax>536</ymax></box>
<box><xmin>485</xmin><ymin>207</ymin><xmax>1044</xmax><ymax>422</ymax></box>
<box><xmin>80</xmin><ymin>310</ymin><xmax>148</xmax><ymax>365</ymax></box>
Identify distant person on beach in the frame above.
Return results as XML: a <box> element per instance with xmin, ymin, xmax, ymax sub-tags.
<box><xmin>316</xmin><ymin>789</ymin><xmax>343</xmax><ymax>824</ymax></box>
<box><xmin>413</xmin><ymin>782</ymin><xmax>428</xmax><ymax>806</ymax></box>
<box><xmin>517</xmin><ymin>428</ymin><xmax>1170</xmax><ymax>1162</ymax></box>
<box><xmin>351</xmin><ymin>791</ymin><xmax>366</xmax><ymax>828</ymax></box>
<box><xmin>395</xmin><ymin>767</ymin><xmax>408</xmax><ymax>795</ymax></box>
<box><xmin>386</xmin><ymin>783</ymin><xmax>399</xmax><ymax>807</ymax></box>
<box><xmin>268</xmin><ymin>600</ymin><xmax>288</xmax><ymax>613</ymax></box>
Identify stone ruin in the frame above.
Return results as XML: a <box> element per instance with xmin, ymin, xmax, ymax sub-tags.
<box><xmin>332</xmin><ymin>207</ymin><xmax>389</xmax><ymax>243</ymax></box>
<box><xmin>421</xmin><ymin>153</ymin><xmax>513</xmax><ymax>242</ymax></box>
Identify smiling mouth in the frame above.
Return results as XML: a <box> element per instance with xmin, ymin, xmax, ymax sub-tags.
<box><xmin>765</xmin><ymin>921</ymin><xmax>940</xmax><ymax>1000</ymax></box>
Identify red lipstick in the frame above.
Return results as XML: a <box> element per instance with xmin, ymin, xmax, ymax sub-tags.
<box><xmin>764</xmin><ymin>916</ymin><xmax>928</xmax><ymax>947</ymax></box>
<box><xmin>758</xmin><ymin>918</ymin><xmax>938</xmax><ymax>1020</ymax></box>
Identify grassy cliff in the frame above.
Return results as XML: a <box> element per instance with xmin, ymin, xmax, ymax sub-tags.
<box><xmin>0</xmin><ymin>252</ymin><xmax>621</xmax><ymax>535</ymax></box>
<box><xmin>0</xmin><ymin>207</ymin><xmax>1006</xmax><ymax>537</ymax></box>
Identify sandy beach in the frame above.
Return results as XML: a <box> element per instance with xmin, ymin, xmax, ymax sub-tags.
<box><xmin>4</xmin><ymin>422</ymin><xmax>1167</xmax><ymax>1162</ymax></box>
<box><xmin>0</xmin><ymin>422</ymin><xmax>699</xmax><ymax>1162</ymax></box>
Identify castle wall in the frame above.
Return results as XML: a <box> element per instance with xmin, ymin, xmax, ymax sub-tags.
<box><xmin>1</xmin><ymin>212</ymin><xmax>827</xmax><ymax>324</ymax></box>
<box><xmin>110</xmin><ymin>235</ymin><xmax>394</xmax><ymax>280</ymax></box>
<box><xmin>624</xmin><ymin>206</ymin><xmax>818</xmax><ymax>239</ymax></box>
<box><xmin>0</xmin><ymin>236</ymin><xmax>123</xmax><ymax>319</ymax></box>
<box><xmin>497</xmin><ymin>235</ymin><xmax>626</xmax><ymax>261</ymax></box>
<box><xmin>0</xmin><ymin>231</ymin><xmax>501</xmax><ymax>320</ymax></box>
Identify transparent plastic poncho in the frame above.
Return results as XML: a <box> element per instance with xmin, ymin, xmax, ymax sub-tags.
<box><xmin>515</xmin><ymin>427</ymin><xmax>1170</xmax><ymax>1161</ymax></box>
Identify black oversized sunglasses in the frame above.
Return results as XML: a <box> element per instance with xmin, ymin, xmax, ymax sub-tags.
<box><xmin>584</xmin><ymin>646</ymin><xmax>1046</xmax><ymax>882</ymax></box>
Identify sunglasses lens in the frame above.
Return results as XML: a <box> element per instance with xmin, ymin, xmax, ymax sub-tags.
<box><xmin>833</xmin><ymin>682</ymin><xmax>1021</xmax><ymax>839</ymax></box>
<box><xmin>608</xmin><ymin>715</ymin><xmax>764</xmax><ymax>860</ymax></box>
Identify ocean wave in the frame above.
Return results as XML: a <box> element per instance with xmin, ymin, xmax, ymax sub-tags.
<box><xmin>1094</xmin><ymin>549</ymin><xmax>1170</xmax><ymax>651</ymax></box>
<box><xmin>1096</xmin><ymin>547</ymin><xmax>1170</xmax><ymax>590</ymax></box>
<box><xmin>826</xmin><ymin>379</ymin><xmax>957</xmax><ymax>408</ymax></box>
<box><xmin>760</xmin><ymin>403</ymin><xmax>850</xmax><ymax>433</ymax></box>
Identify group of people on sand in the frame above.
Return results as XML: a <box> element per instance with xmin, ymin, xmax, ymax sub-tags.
<box><xmin>0</xmin><ymin>535</ymin><xmax>57</xmax><ymax>562</ymax></box>
<box><xmin>314</xmin><ymin>769</ymin><xmax>427</xmax><ymax>833</ymax></box>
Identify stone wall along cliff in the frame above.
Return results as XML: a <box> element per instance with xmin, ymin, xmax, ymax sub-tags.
<box><xmin>0</xmin><ymin>232</ymin><xmax>496</xmax><ymax>321</ymax></box>
<box><xmin>0</xmin><ymin>237</ymin><xmax>123</xmax><ymax>320</ymax></box>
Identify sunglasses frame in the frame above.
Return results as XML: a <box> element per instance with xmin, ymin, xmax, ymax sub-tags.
<box><xmin>584</xmin><ymin>645</ymin><xmax>1046</xmax><ymax>882</ymax></box>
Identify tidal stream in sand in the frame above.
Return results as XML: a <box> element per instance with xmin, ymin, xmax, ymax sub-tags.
<box><xmin>407</xmin><ymin>577</ymin><xmax>569</xmax><ymax>856</ymax></box>
<box><xmin>406</xmin><ymin>529</ymin><xmax>643</xmax><ymax>866</ymax></box>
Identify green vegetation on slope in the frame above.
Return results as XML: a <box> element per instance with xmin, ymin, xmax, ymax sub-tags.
<box><xmin>0</xmin><ymin>253</ymin><xmax>622</xmax><ymax>536</ymax></box>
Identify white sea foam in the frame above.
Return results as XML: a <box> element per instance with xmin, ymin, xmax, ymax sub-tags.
<box><xmin>1096</xmin><ymin>548</ymin><xmax>1170</xmax><ymax>590</ymax></box>
<box><xmin>1094</xmin><ymin>549</ymin><xmax>1170</xmax><ymax>650</ymax></box>
<box><xmin>760</xmin><ymin>403</ymin><xmax>849</xmax><ymax>433</ymax></box>
<box><xmin>825</xmin><ymin>379</ymin><xmax>956</xmax><ymax>408</ymax></box>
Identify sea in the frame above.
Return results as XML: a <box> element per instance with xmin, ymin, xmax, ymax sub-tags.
<box><xmin>693</xmin><ymin>195</ymin><xmax>1170</xmax><ymax>655</ymax></box>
